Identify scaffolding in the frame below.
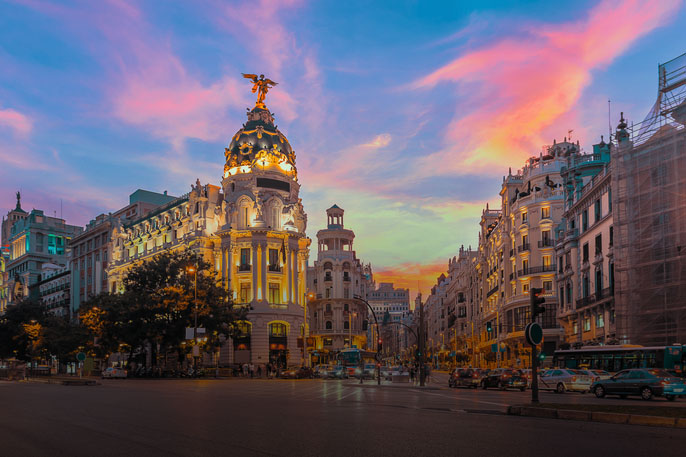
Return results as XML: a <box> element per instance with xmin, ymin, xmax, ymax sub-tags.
<box><xmin>612</xmin><ymin>52</ymin><xmax>686</xmax><ymax>346</ymax></box>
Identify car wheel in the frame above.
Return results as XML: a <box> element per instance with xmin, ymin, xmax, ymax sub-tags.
<box><xmin>640</xmin><ymin>387</ymin><xmax>653</xmax><ymax>401</ymax></box>
<box><xmin>556</xmin><ymin>383</ymin><xmax>566</xmax><ymax>394</ymax></box>
<box><xmin>666</xmin><ymin>395</ymin><xmax>676</xmax><ymax>402</ymax></box>
<box><xmin>594</xmin><ymin>385</ymin><xmax>606</xmax><ymax>398</ymax></box>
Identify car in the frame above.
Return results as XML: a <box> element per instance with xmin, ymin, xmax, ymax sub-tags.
<box><xmin>592</xmin><ymin>368</ymin><xmax>686</xmax><ymax>401</ymax></box>
<box><xmin>481</xmin><ymin>368</ymin><xmax>527</xmax><ymax>391</ymax></box>
<box><xmin>449</xmin><ymin>368</ymin><xmax>489</xmax><ymax>388</ymax></box>
<box><xmin>538</xmin><ymin>369</ymin><xmax>593</xmax><ymax>393</ymax></box>
<box><xmin>101</xmin><ymin>367</ymin><xmax>127</xmax><ymax>379</ymax></box>
<box><xmin>578</xmin><ymin>369</ymin><xmax>612</xmax><ymax>383</ymax></box>
<box><xmin>325</xmin><ymin>365</ymin><xmax>348</xmax><ymax>379</ymax></box>
<box><xmin>666</xmin><ymin>369</ymin><xmax>686</xmax><ymax>379</ymax></box>
<box><xmin>280</xmin><ymin>366</ymin><xmax>314</xmax><ymax>379</ymax></box>
<box><xmin>362</xmin><ymin>364</ymin><xmax>377</xmax><ymax>379</ymax></box>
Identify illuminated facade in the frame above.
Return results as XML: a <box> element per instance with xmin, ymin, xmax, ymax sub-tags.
<box><xmin>108</xmin><ymin>97</ymin><xmax>311</xmax><ymax>368</ymax></box>
<box><xmin>5</xmin><ymin>208</ymin><xmax>82</xmax><ymax>307</ymax></box>
<box><xmin>306</xmin><ymin>205</ymin><xmax>373</xmax><ymax>362</ymax></box>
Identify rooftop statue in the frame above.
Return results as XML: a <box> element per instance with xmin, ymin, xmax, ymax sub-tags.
<box><xmin>242</xmin><ymin>73</ymin><xmax>278</xmax><ymax>107</ymax></box>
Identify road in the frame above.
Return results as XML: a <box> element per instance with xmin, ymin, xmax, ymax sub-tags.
<box><xmin>0</xmin><ymin>378</ymin><xmax>684</xmax><ymax>457</ymax></box>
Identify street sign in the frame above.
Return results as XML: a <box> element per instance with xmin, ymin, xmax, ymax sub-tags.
<box><xmin>76</xmin><ymin>352</ymin><xmax>86</xmax><ymax>362</ymax></box>
<box><xmin>525</xmin><ymin>323</ymin><xmax>543</xmax><ymax>345</ymax></box>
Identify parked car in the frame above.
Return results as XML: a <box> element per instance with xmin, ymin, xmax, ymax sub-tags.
<box><xmin>481</xmin><ymin>369</ymin><xmax>526</xmax><ymax>391</ymax></box>
<box><xmin>102</xmin><ymin>367</ymin><xmax>127</xmax><ymax>379</ymax></box>
<box><xmin>449</xmin><ymin>368</ymin><xmax>489</xmax><ymax>388</ymax></box>
<box><xmin>539</xmin><ymin>369</ymin><xmax>592</xmax><ymax>393</ymax></box>
<box><xmin>592</xmin><ymin>368</ymin><xmax>686</xmax><ymax>401</ymax></box>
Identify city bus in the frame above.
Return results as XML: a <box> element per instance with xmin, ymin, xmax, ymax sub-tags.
<box><xmin>337</xmin><ymin>348</ymin><xmax>378</xmax><ymax>377</ymax></box>
<box><xmin>553</xmin><ymin>345</ymin><xmax>685</xmax><ymax>372</ymax></box>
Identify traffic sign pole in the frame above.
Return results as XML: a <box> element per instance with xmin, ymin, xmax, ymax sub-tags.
<box><xmin>525</xmin><ymin>323</ymin><xmax>543</xmax><ymax>404</ymax></box>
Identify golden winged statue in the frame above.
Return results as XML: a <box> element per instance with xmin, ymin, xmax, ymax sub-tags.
<box><xmin>242</xmin><ymin>73</ymin><xmax>278</xmax><ymax>107</ymax></box>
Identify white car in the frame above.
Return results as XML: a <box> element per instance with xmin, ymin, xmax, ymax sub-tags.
<box><xmin>102</xmin><ymin>367</ymin><xmax>128</xmax><ymax>379</ymax></box>
<box><xmin>539</xmin><ymin>369</ymin><xmax>592</xmax><ymax>393</ymax></box>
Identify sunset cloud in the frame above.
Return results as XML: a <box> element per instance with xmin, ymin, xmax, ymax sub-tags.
<box><xmin>0</xmin><ymin>107</ymin><xmax>32</xmax><ymax>136</ymax></box>
<box><xmin>413</xmin><ymin>0</ymin><xmax>681</xmax><ymax>176</ymax></box>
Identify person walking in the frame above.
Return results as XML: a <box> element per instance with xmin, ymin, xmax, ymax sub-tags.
<box><xmin>249</xmin><ymin>363</ymin><xmax>255</xmax><ymax>379</ymax></box>
<box><xmin>257</xmin><ymin>364</ymin><xmax>262</xmax><ymax>378</ymax></box>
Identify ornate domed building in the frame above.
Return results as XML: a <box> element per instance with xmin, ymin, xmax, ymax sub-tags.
<box><xmin>217</xmin><ymin>91</ymin><xmax>310</xmax><ymax>369</ymax></box>
<box><xmin>108</xmin><ymin>76</ymin><xmax>310</xmax><ymax>369</ymax></box>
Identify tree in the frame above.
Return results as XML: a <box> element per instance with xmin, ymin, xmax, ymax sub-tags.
<box><xmin>0</xmin><ymin>299</ymin><xmax>46</xmax><ymax>361</ymax></box>
<box><xmin>80</xmin><ymin>248</ymin><xmax>245</xmax><ymax>368</ymax></box>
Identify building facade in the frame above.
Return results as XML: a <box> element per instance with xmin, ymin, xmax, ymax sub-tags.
<box><xmin>69</xmin><ymin>189</ymin><xmax>176</xmax><ymax>316</ymax></box>
<box><xmin>306</xmin><ymin>205</ymin><xmax>373</xmax><ymax>363</ymax></box>
<box><xmin>5</xmin><ymin>208</ymin><xmax>82</xmax><ymax>307</ymax></box>
<box><xmin>33</xmin><ymin>264</ymin><xmax>71</xmax><ymax>317</ymax></box>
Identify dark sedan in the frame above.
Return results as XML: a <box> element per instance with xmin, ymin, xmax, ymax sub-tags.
<box><xmin>592</xmin><ymin>368</ymin><xmax>686</xmax><ymax>401</ymax></box>
<box><xmin>449</xmin><ymin>368</ymin><xmax>489</xmax><ymax>389</ymax></box>
<box><xmin>280</xmin><ymin>366</ymin><xmax>314</xmax><ymax>379</ymax></box>
<box><xmin>481</xmin><ymin>368</ymin><xmax>527</xmax><ymax>391</ymax></box>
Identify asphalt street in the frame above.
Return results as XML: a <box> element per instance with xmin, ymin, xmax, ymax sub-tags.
<box><xmin>0</xmin><ymin>378</ymin><xmax>684</xmax><ymax>457</ymax></box>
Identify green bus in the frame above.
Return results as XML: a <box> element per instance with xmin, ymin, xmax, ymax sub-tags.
<box><xmin>553</xmin><ymin>345</ymin><xmax>685</xmax><ymax>372</ymax></box>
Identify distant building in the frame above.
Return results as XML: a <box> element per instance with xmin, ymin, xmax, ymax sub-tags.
<box><xmin>368</xmin><ymin>282</ymin><xmax>410</xmax><ymax>361</ymax></box>
<box><xmin>306</xmin><ymin>205</ymin><xmax>374</xmax><ymax>364</ymax></box>
<box><xmin>31</xmin><ymin>264</ymin><xmax>71</xmax><ymax>317</ymax></box>
<box><xmin>69</xmin><ymin>189</ymin><xmax>176</xmax><ymax>316</ymax></box>
<box><xmin>5</xmin><ymin>206</ymin><xmax>82</xmax><ymax>307</ymax></box>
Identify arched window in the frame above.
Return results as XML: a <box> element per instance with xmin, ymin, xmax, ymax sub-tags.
<box><xmin>269</xmin><ymin>322</ymin><xmax>287</xmax><ymax>337</ymax></box>
<box><xmin>325</xmin><ymin>321</ymin><xmax>332</xmax><ymax>330</ymax></box>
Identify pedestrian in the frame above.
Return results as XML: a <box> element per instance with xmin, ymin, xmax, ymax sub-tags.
<box><xmin>257</xmin><ymin>365</ymin><xmax>262</xmax><ymax>378</ymax></box>
<box><xmin>242</xmin><ymin>362</ymin><xmax>248</xmax><ymax>377</ymax></box>
<box><xmin>249</xmin><ymin>363</ymin><xmax>255</xmax><ymax>378</ymax></box>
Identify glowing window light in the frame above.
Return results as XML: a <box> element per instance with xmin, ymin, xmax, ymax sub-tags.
<box><xmin>279</xmin><ymin>162</ymin><xmax>293</xmax><ymax>172</ymax></box>
<box><xmin>240</xmin><ymin>165</ymin><xmax>251</xmax><ymax>173</ymax></box>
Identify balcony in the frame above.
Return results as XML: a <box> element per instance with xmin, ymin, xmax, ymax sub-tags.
<box><xmin>268</xmin><ymin>264</ymin><xmax>281</xmax><ymax>272</ymax></box>
<box><xmin>486</xmin><ymin>285</ymin><xmax>499</xmax><ymax>297</ymax></box>
<box><xmin>517</xmin><ymin>265</ymin><xmax>557</xmax><ymax>276</ymax></box>
<box><xmin>575</xmin><ymin>287</ymin><xmax>614</xmax><ymax>310</ymax></box>
<box><xmin>517</xmin><ymin>243</ymin><xmax>531</xmax><ymax>253</ymax></box>
<box><xmin>238</xmin><ymin>264</ymin><xmax>251</xmax><ymax>272</ymax></box>
<box><xmin>343</xmin><ymin>275</ymin><xmax>351</xmax><ymax>282</ymax></box>
<box><xmin>538</xmin><ymin>239</ymin><xmax>554</xmax><ymax>248</ymax></box>
<box><xmin>324</xmin><ymin>275</ymin><xmax>333</xmax><ymax>282</ymax></box>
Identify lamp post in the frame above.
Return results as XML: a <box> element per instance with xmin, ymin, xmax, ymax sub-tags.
<box><xmin>187</xmin><ymin>264</ymin><xmax>199</xmax><ymax>376</ymax></box>
<box><xmin>353</xmin><ymin>295</ymin><xmax>381</xmax><ymax>386</ymax></box>
<box><xmin>304</xmin><ymin>291</ymin><xmax>315</xmax><ymax>368</ymax></box>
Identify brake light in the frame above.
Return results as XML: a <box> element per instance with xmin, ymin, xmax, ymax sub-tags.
<box><xmin>572</xmin><ymin>376</ymin><xmax>577</xmax><ymax>382</ymax></box>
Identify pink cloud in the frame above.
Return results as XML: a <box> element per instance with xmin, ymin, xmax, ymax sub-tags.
<box><xmin>413</xmin><ymin>0</ymin><xmax>681</xmax><ymax>176</ymax></box>
<box><xmin>0</xmin><ymin>107</ymin><xmax>32</xmax><ymax>136</ymax></box>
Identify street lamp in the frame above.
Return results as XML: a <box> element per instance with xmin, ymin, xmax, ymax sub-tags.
<box><xmin>187</xmin><ymin>264</ymin><xmax>199</xmax><ymax>376</ymax></box>
<box><xmin>304</xmin><ymin>291</ymin><xmax>315</xmax><ymax>368</ymax></box>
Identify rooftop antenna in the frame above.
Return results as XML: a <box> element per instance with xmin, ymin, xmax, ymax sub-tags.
<box><xmin>607</xmin><ymin>98</ymin><xmax>612</xmax><ymax>143</ymax></box>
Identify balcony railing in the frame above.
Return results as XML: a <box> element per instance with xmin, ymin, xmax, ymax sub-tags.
<box><xmin>575</xmin><ymin>287</ymin><xmax>614</xmax><ymax>309</ymax></box>
<box><xmin>324</xmin><ymin>275</ymin><xmax>333</xmax><ymax>282</ymax></box>
<box><xmin>268</xmin><ymin>264</ymin><xmax>281</xmax><ymax>272</ymax></box>
<box><xmin>486</xmin><ymin>285</ymin><xmax>499</xmax><ymax>297</ymax></box>
<box><xmin>238</xmin><ymin>264</ymin><xmax>251</xmax><ymax>272</ymax></box>
<box><xmin>517</xmin><ymin>243</ymin><xmax>531</xmax><ymax>253</ymax></box>
<box><xmin>343</xmin><ymin>276</ymin><xmax>351</xmax><ymax>282</ymax></box>
<box><xmin>538</xmin><ymin>239</ymin><xmax>554</xmax><ymax>248</ymax></box>
<box><xmin>517</xmin><ymin>265</ymin><xmax>557</xmax><ymax>276</ymax></box>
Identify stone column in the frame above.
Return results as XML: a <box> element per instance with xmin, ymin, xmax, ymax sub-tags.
<box><xmin>252</xmin><ymin>243</ymin><xmax>259</xmax><ymax>302</ymax></box>
<box><xmin>260</xmin><ymin>241</ymin><xmax>267</xmax><ymax>303</ymax></box>
<box><xmin>292</xmin><ymin>248</ymin><xmax>298</xmax><ymax>305</ymax></box>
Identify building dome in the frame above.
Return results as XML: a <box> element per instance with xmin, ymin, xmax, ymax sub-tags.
<box><xmin>223</xmin><ymin>105</ymin><xmax>297</xmax><ymax>179</ymax></box>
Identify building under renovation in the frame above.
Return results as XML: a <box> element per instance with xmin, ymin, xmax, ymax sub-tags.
<box><xmin>612</xmin><ymin>52</ymin><xmax>686</xmax><ymax>346</ymax></box>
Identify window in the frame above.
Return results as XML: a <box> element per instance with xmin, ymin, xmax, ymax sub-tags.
<box><xmin>595</xmin><ymin>234</ymin><xmax>602</xmax><ymax>255</ymax></box>
<box><xmin>566</xmin><ymin>283</ymin><xmax>572</xmax><ymax>305</ymax></box>
<box><xmin>522</xmin><ymin>234</ymin><xmax>528</xmax><ymax>246</ymax></box>
<box><xmin>325</xmin><ymin>288</ymin><xmax>331</xmax><ymax>299</ymax></box>
<box><xmin>609</xmin><ymin>226</ymin><xmax>614</xmax><ymax>247</ymax></box>
<box><xmin>240</xmin><ymin>248</ymin><xmax>251</xmax><ymax>271</ymax></box>
<box><xmin>268</xmin><ymin>283</ymin><xmax>280</xmax><ymax>304</ymax></box>
<box><xmin>541</xmin><ymin>207</ymin><xmax>550</xmax><ymax>219</ymax></box>
<box><xmin>582</xmin><ymin>209</ymin><xmax>588</xmax><ymax>231</ymax></box>
<box><xmin>268</xmin><ymin>249</ymin><xmax>280</xmax><ymax>271</ymax></box>
<box><xmin>323</xmin><ymin>337</ymin><xmax>332</xmax><ymax>345</ymax></box>
<box><xmin>595</xmin><ymin>269</ymin><xmax>602</xmax><ymax>294</ymax></box>
<box><xmin>344</xmin><ymin>303</ymin><xmax>349</xmax><ymax>311</ymax></box>
<box><xmin>596</xmin><ymin>313</ymin><xmax>604</xmax><ymax>328</ymax></box>
<box><xmin>344</xmin><ymin>321</ymin><xmax>349</xmax><ymax>330</ymax></box>
<box><xmin>594</xmin><ymin>199</ymin><xmax>601</xmax><ymax>222</ymax></box>
<box><xmin>573</xmin><ymin>322</ymin><xmax>578</xmax><ymax>334</ymax></box>
<box><xmin>543</xmin><ymin>280</ymin><xmax>552</xmax><ymax>292</ymax></box>
<box><xmin>584</xmin><ymin>317</ymin><xmax>591</xmax><ymax>332</ymax></box>
<box><xmin>542</xmin><ymin>255</ymin><xmax>551</xmax><ymax>268</ymax></box>
<box><xmin>522</xmin><ymin>259</ymin><xmax>529</xmax><ymax>274</ymax></box>
<box><xmin>325</xmin><ymin>321</ymin><xmax>332</xmax><ymax>330</ymax></box>
<box><xmin>560</xmin><ymin>287</ymin><xmax>565</xmax><ymax>305</ymax></box>
<box><xmin>242</xmin><ymin>206</ymin><xmax>249</xmax><ymax>228</ymax></box>
<box><xmin>269</xmin><ymin>323</ymin><xmax>287</xmax><ymax>337</ymax></box>
<box><xmin>48</xmin><ymin>234</ymin><xmax>57</xmax><ymax>255</ymax></box>
<box><xmin>325</xmin><ymin>303</ymin><xmax>331</xmax><ymax>312</ymax></box>
<box><xmin>522</xmin><ymin>211</ymin><xmax>528</xmax><ymax>223</ymax></box>
<box><xmin>541</xmin><ymin>230</ymin><xmax>551</xmax><ymax>247</ymax></box>
<box><xmin>608</xmin><ymin>188</ymin><xmax>612</xmax><ymax>211</ymax></box>
<box><xmin>522</xmin><ymin>283</ymin><xmax>529</xmax><ymax>293</ymax></box>
<box><xmin>582</xmin><ymin>275</ymin><xmax>589</xmax><ymax>298</ymax></box>
<box><xmin>582</xmin><ymin>243</ymin><xmax>589</xmax><ymax>263</ymax></box>
<box><xmin>343</xmin><ymin>288</ymin><xmax>349</xmax><ymax>299</ymax></box>
<box><xmin>240</xmin><ymin>283</ymin><xmax>251</xmax><ymax>302</ymax></box>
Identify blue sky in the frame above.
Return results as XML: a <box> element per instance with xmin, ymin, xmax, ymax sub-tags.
<box><xmin>0</xmin><ymin>0</ymin><xmax>684</xmax><ymax>294</ymax></box>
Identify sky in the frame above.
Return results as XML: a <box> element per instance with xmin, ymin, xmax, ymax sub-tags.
<box><xmin>1</xmin><ymin>0</ymin><xmax>684</xmax><ymax>300</ymax></box>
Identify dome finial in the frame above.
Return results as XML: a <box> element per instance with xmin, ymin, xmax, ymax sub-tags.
<box><xmin>242</xmin><ymin>73</ymin><xmax>278</xmax><ymax>108</ymax></box>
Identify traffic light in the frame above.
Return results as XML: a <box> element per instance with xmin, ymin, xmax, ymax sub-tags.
<box><xmin>539</xmin><ymin>351</ymin><xmax>546</xmax><ymax>361</ymax></box>
<box><xmin>530</xmin><ymin>287</ymin><xmax>546</xmax><ymax>320</ymax></box>
<box><xmin>378</xmin><ymin>338</ymin><xmax>383</xmax><ymax>351</ymax></box>
<box><xmin>486</xmin><ymin>321</ymin><xmax>492</xmax><ymax>332</ymax></box>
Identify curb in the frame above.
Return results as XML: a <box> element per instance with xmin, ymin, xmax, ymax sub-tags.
<box><xmin>507</xmin><ymin>406</ymin><xmax>683</xmax><ymax>429</ymax></box>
